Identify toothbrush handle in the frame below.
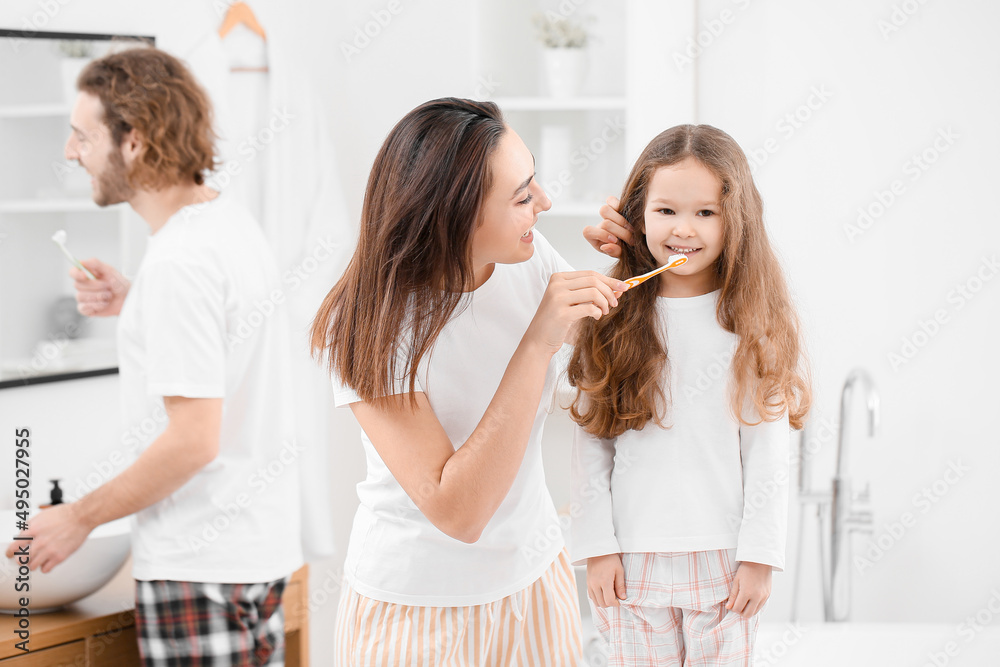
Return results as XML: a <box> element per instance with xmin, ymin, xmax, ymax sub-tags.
<box><xmin>623</xmin><ymin>256</ymin><xmax>688</xmax><ymax>289</ymax></box>
<box><xmin>58</xmin><ymin>245</ymin><xmax>98</xmax><ymax>280</ymax></box>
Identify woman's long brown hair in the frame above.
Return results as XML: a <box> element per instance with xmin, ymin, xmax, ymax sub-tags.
<box><xmin>568</xmin><ymin>124</ymin><xmax>811</xmax><ymax>437</ymax></box>
<box><xmin>310</xmin><ymin>98</ymin><xmax>506</xmax><ymax>406</ymax></box>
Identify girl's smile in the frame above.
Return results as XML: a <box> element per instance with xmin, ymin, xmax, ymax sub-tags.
<box><xmin>666</xmin><ymin>244</ymin><xmax>702</xmax><ymax>255</ymax></box>
<box><xmin>643</xmin><ymin>157</ymin><xmax>724</xmax><ymax>298</ymax></box>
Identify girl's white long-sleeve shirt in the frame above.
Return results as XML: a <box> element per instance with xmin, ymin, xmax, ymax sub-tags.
<box><xmin>569</xmin><ymin>289</ymin><xmax>791</xmax><ymax>571</ymax></box>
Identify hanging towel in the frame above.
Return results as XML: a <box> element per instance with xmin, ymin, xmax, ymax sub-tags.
<box><xmin>180</xmin><ymin>5</ymin><xmax>352</xmax><ymax>561</ymax></box>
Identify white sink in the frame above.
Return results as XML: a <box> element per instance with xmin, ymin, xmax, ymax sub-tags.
<box><xmin>0</xmin><ymin>509</ymin><xmax>130</xmax><ymax>613</ymax></box>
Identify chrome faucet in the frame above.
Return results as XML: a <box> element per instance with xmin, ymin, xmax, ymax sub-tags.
<box><xmin>790</xmin><ymin>368</ymin><xmax>879</xmax><ymax>623</ymax></box>
<box><xmin>828</xmin><ymin>368</ymin><xmax>879</xmax><ymax>621</ymax></box>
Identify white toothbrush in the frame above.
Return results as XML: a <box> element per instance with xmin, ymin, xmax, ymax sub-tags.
<box><xmin>51</xmin><ymin>230</ymin><xmax>97</xmax><ymax>280</ymax></box>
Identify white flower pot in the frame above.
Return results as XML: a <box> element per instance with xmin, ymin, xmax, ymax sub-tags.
<box><xmin>543</xmin><ymin>48</ymin><xmax>587</xmax><ymax>98</ymax></box>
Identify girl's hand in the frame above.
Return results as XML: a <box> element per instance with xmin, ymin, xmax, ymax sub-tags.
<box><xmin>583</xmin><ymin>196</ymin><xmax>634</xmax><ymax>259</ymax></box>
<box><xmin>725</xmin><ymin>561</ymin><xmax>772</xmax><ymax>618</ymax></box>
<box><xmin>587</xmin><ymin>553</ymin><xmax>627</xmax><ymax>608</ymax></box>
<box><xmin>71</xmin><ymin>258</ymin><xmax>131</xmax><ymax>317</ymax></box>
<box><xmin>525</xmin><ymin>271</ymin><xmax>628</xmax><ymax>354</ymax></box>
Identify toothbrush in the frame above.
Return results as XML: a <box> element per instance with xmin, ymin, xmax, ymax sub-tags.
<box><xmin>622</xmin><ymin>254</ymin><xmax>689</xmax><ymax>290</ymax></box>
<box><xmin>51</xmin><ymin>230</ymin><xmax>97</xmax><ymax>280</ymax></box>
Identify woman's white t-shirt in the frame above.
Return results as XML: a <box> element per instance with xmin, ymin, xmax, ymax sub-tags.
<box><xmin>117</xmin><ymin>192</ymin><xmax>303</xmax><ymax>583</ymax></box>
<box><xmin>333</xmin><ymin>231</ymin><xmax>573</xmax><ymax>607</ymax></box>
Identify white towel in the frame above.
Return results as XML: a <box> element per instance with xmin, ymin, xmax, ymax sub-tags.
<box><xmin>181</xmin><ymin>5</ymin><xmax>352</xmax><ymax>561</ymax></box>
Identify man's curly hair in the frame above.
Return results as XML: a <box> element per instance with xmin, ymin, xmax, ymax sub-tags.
<box><xmin>78</xmin><ymin>45</ymin><xmax>217</xmax><ymax>189</ymax></box>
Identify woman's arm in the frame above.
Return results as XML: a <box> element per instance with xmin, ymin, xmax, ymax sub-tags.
<box><xmin>351</xmin><ymin>271</ymin><xmax>627</xmax><ymax>543</ymax></box>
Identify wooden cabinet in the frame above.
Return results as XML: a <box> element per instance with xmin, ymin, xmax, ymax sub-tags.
<box><xmin>0</xmin><ymin>565</ymin><xmax>309</xmax><ymax>666</ymax></box>
<box><xmin>281</xmin><ymin>567</ymin><xmax>310</xmax><ymax>667</ymax></box>
<box><xmin>88</xmin><ymin>626</ymin><xmax>141</xmax><ymax>666</ymax></box>
<box><xmin>1</xmin><ymin>639</ymin><xmax>85</xmax><ymax>666</ymax></box>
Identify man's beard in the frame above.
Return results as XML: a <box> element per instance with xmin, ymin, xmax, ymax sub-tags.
<box><xmin>92</xmin><ymin>147</ymin><xmax>135</xmax><ymax>207</ymax></box>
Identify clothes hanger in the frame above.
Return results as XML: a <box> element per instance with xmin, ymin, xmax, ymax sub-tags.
<box><xmin>218</xmin><ymin>2</ymin><xmax>268</xmax><ymax>73</ymax></box>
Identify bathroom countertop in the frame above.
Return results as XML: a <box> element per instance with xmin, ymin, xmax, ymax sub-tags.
<box><xmin>0</xmin><ymin>561</ymin><xmax>310</xmax><ymax>666</ymax></box>
<box><xmin>0</xmin><ymin>557</ymin><xmax>135</xmax><ymax>658</ymax></box>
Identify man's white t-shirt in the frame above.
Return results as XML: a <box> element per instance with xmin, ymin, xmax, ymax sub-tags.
<box><xmin>117</xmin><ymin>192</ymin><xmax>303</xmax><ymax>583</ymax></box>
<box><xmin>333</xmin><ymin>231</ymin><xmax>573</xmax><ymax>607</ymax></box>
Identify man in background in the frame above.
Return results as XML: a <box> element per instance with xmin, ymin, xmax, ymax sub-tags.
<box><xmin>6</xmin><ymin>45</ymin><xmax>302</xmax><ymax>665</ymax></box>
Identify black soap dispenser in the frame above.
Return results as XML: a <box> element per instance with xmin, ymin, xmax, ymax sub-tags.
<box><xmin>49</xmin><ymin>479</ymin><xmax>63</xmax><ymax>506</ymax></box>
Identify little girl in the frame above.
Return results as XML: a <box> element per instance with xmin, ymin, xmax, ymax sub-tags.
<box><xmin>568</xmin><ymin>124</ymin><xmax>811</xmax><ymax>666</ymax></box>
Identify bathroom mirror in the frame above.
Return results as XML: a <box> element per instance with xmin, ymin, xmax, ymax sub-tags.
<box><xmin>0</xmin><ymin>29</ymin><xmax>152</xmax><ymax>389</ymax></box>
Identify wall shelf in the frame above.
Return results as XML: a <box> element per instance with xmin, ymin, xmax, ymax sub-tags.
<box><xmin>491</xmin><ymin>96</ymin><xmax>627</xmax><ymax>111</ymax></box>
<box><xmin>0</xmin><ymin>103</ymin><xmax>71</xmax><ymax>118</ymax></box>
<box><xmin>474</xmin><ymin>0</ymin><xmax>629</xmax><ymax>273</ymax></box>
<box><xmin>0</xmin><ymin>199</ymin><xmax>122</xmax><ymax>213</ymax></box>
<box><xmin>0</xmin><ymin>29</ymin><xmax>151</xmax><ymax>387</ymax></box>
<box><xmin>546</xmin><ymin>200</ymin><xmax>604</xmax><ymax>218</ymax></box>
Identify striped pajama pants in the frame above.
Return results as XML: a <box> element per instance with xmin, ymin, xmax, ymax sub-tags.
<box><xmin>335</xmin><ymin>549</ymin><xmax>583</xmax><ymax>666</ymax></box>
<box><xmin>591</xmin><ymin>549</ymin><xmax>759</xmax><ymax>666</ymax></box>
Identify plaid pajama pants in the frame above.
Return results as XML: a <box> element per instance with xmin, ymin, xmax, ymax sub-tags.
<box><xmin>135</xmin><ymin>576</ymin><xmax>289</xmax><ymax>666</ymax></box>
<box><xmin>335</xmin><ymin>549</ymin><xmax>583</xmax><ymax>666</ymax></box>
<box><xmin>591</xmin><ymin>549</ymin><xmax>759</xmax><ymax>666</ymax></box>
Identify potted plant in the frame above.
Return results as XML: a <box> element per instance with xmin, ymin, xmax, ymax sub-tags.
<box><xmin>57</xmin><ymin>40</ymin><xmax>95</xmax><ymax>104</ymax></box>
<box><xmin>532</xmin><ymin>13</ymin><xmax>591</xmax><ymax>98</ymax></box>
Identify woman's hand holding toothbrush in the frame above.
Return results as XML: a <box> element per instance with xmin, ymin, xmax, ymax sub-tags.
<box><xmin>524</xmin><ymin>271</ymin><xmax>628</xmax><ymax>355</ymax></box>
<box><xmin>71</xmin><ymin>258</ymin><xmax>131</xmax><ymax>317</ymax></box>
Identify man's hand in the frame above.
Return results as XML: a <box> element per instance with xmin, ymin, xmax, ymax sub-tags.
<box><xmin>72</xmin><ymin>258</ymin><xmax>130</xmax><ymax>317</ymax></box>
<box><xmin>582</xmin><ymin>196</ymin><xmax>634</xmax><ymax>259</ymax></box>
<box><xmin>1</xmin><ymin>396</ymin><xmax>223</xmax><ymax>576</ymax></box>
<box><xmin>725</xmin><ymin>561</ymin><xmax>772</xmax><ymax>618</ymax></box>
<box><xmin>4</xmin><ymin>503</ymin><xmax>95</xmax><ymax>573</ymax></box>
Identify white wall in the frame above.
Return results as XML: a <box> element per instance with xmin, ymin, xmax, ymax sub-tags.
<box><xmin>695</xmin><ymin>0</ymin><xmax>999</xmax><ymax>623</ymax></box>
<box><xmin>1</xmin><ymin>2</ymin><xmax>995</xmax><ymax>664</ymax></box>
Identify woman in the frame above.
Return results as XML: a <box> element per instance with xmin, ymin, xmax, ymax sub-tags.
<box><xmin>311</xmin><ymin>98</ymin><xmax>626</xmax><ymax>665</ymax></box>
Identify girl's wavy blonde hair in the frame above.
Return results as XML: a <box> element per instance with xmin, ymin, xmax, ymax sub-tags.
<box><xmin>568</xmin><ymin>124</ymin><xmax>811</xmax><ymax>438</ymax></box>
